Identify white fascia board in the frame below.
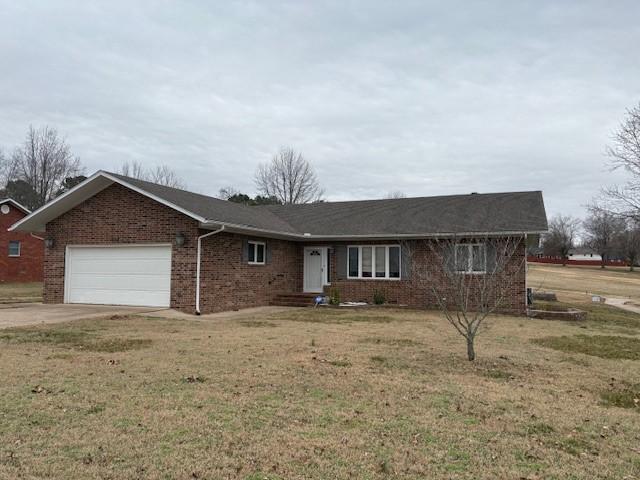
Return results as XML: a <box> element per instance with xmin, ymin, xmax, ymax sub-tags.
<box><xmin>0</xmin><ymin>198</ymin><xmax>31</xmax><ymax>214</ymax></box>
<box><xmin>199</xmin><ymin>222</ymin><xmax>547</xmax><ymax>241</ymax></box>
<box><xmin>10</xmin><ymin>171</ymin><xmax>207</xmax><ymax>232</ymax></box>
<box><xmin>99</xmin><ymin>172</ymin><xmax>207</xmax><ymax>223</ymax></box>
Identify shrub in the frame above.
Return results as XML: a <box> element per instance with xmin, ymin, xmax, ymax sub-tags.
<box><xmin>373</xmin><ymin>291</ymin><xmax>386</xmax><ymax>305</ymax></box>
<box><xmin>328</xmin><ymin>288</ymin><xmax>341</xmax><ymax>305</ymax></box>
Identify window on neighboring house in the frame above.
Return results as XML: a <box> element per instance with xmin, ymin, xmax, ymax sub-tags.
<box><xmin>248</xmin><ymin>241</ymin><xmax>265</xmax><ymax>265</ymax></box>
<box><xmin>347</xmin><ymin>245</ymin><xmax>401</xmax><ymax>279</ymax></box>
<box><xmin>8</xmin><ymin>241</ymin><xmax>20</xmax><ymax>257</ymax></box>
<box><xmin>455</xmin><ymin>243</ymin><xmax>486</xmax><ymax>273</ymax></box>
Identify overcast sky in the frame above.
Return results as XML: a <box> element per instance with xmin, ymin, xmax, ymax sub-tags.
<box><xmin>1</xmin><ymin>1</ymin><xmax>639</xmax><ymax>218</ymax></box>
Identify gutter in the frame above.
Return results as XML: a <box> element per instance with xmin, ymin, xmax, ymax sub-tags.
<box><xmin>195</xmin><ymin>225</ymin><xmax>225</xmax><ymax>315</ymax></box>
<box><xmin>199</xmin><ymin>221</ymin><xmax>547</xmax><ymax>241</ymax></box>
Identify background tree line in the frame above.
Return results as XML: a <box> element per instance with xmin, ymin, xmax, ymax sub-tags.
<box><xmin>540</xmin><ymin>101</ymin><xmax>640</xmax><ymax>271</ymax></box>
<box><xmin>0</xmin><ymin>126</ymin><xmax>185</xmax><ymax>211</ymax></box>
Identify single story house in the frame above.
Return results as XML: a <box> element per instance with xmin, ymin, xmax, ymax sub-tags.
<box><xmin>10</xmin><ymin>171</ymin><xmax>547</xmax><ymax>314</ymax></box>
<box><xmin>1</xmin><ymin>198</ymin><xmax>44</xmax><ymax>283</ymax></box>
<box><xmin>568</xmin><ymin>248</ymin><xmax>602</xmax><ymax>262</ymax></box>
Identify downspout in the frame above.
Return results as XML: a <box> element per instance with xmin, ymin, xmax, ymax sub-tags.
<box><xmin>524</xmin><ymin>232</ymin><xmax>528</xmax><ymax>311</ymax></box>
<box><xmin>195</xmin><ymin>225</ymin><xmax>225</xmax><ymax>315</ymax></box>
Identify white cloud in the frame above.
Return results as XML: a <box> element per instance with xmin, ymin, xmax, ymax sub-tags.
<box><xmin>0</xmin><ymin>0</ymin><xmax>638</xmax><ymax>217</ymax></box>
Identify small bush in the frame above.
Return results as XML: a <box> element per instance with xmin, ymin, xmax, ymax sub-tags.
<box><xmin>373</xmin><ymin>291</ymin><xmax>386</xmax><ymax>305</ymax></box>
<box><xmin>328</xmin><ymin>288</ymin><xmax>341</xmax><ymax>306</ymax></box>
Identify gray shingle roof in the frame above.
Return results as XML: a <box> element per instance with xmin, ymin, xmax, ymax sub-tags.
<box><xmin>107</xmin><ymin>173</ymin><xmax>298</xmax><ymax>233</ymax></box>
<box><xmin>109</xmin><ymin>172</ymin><xmax>547</xmax><ymax>237</ymax></box>
<box><xmin>260</xmin><ymin>191</ymin><xmax>548</xmax><ymax>236</ymax></box>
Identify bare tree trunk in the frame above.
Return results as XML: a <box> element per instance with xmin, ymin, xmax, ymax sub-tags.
<box><xmin>466</xmin><ymin>337</ymin><xmax>475</xmax><ymax>361</ymax></box>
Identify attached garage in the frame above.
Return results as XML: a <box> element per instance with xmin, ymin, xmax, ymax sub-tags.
<box><xmin>64</xmin><ymin>245</ymin><xmax>172</xmax><ymax>307</ymax></box>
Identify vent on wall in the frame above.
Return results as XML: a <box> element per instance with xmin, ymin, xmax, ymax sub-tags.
<box><xmin>1</xmin><ymin>204</ymin><xmax>10</xmax><ymax>214</ymax></box>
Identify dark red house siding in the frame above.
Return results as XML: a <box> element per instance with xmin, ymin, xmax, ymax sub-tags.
<box><xmin>0</xmin><ymin>203</ymin><xmax>44</xmax><ymax>283</ymax></box>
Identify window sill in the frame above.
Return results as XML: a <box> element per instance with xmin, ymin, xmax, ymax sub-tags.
<box><xmin>8</xmin><ymin>255</ymin><xmax>21</xmax><ymax>258</ymax></box>
<box><xmin>247</xmin><ymin>262</ymin><xmax>265</xmax><ymax>266</ymax></box>
<box><xmin>346</xmin><ymin>277</ymin><xmax>401</xmax><ymax>281</ymax></box>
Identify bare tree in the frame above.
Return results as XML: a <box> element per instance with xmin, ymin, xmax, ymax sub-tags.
<box><xmin>0</xmin><ymin>149</ymin><xmax>14</xmax><ymax>195</ymax></box>
<box><xmin>619</xmin><ymin>222</ymin><xmax>640</xmax><ymax>272</ymax></box>
<box><xmin>119</xmin><ymin>161</ymin><xmax>185</xmax><ymax>189</ymax></box>
<box><xmin>542</xmin><ymin>215</ymin><xmax>581</xmax><ymax>265</ymax></box>
<box><xmin>386</xmin><ymin>191</ymin><xmax>407</xmax><ymax>199</ymax></box>
<box><xmin>583</xmin><ymin>209</ymin><xmax>625</xmax><ymax>268</ymax></box>
<box><xmin>149</xmin><ymin>165</ymin><xmax>184</xmax><ymax>188</ymax></box>
<box><xmin>119</xmin><ymin>161</ymin><xmax>146</xmax><ymax>180</ymax></box>
<box><xmin>602</xmin><ymin>102</ymin><xmax>640</xmax><ymax>220</ymax></box>
<box><xmin>410</xmin><ymin>236</ymin><xmax>525</xmax><ymax>361</ymax></box>
<box><xmin>218</xmin><ymin>186</ymin><xmax>241</xmax><ymax>200</ymax></box>
<box><xmin>8</xmin><ymin>125</ymin><xmax>82</xmax><ymax>209</ymax></box>
<box><xmin>255</xmin><ymin>147</ymin><xmax>324</xmax><ymax>204</ymax></box>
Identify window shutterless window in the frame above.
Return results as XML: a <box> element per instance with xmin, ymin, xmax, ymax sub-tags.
<box><xmin>455</xmin><ymin>243</ymin><xmax>486</xmax><ymax>273</ymax></box>
<box><xmin>247</xmin><ymin>241</ymin><xmax>265</xmax><ymax>264</ymax></box>
<box><xmin>347</xmin><ymin>245</ymin><xmax>400</xmax><ymax>279</ymax></box>
<box><xmin>8</xmin><ymin>241</ymin><xmax>20</xmax><ymax>257</ymax></box>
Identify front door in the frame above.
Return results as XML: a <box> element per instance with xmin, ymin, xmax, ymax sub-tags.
<box><xmin>303</xmin><ymin>247</ymin><xmax>325</xmax><ymax>293</ymax></box>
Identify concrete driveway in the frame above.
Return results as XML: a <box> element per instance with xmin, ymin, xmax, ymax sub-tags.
<box><xmin>0</xmin><ymin>303</ymin><xmax>167</xmax><ymax>329</ymax></box>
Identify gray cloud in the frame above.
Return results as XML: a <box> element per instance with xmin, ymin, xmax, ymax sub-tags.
<box><xmin>1</xmin><ymin>1</ymin><xmax>638</xmax><ymax>218</ymax></box>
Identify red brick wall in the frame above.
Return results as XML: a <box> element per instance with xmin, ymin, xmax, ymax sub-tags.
<box><xmin>44</xmin><ymin>184</ymin><xmax>200</xmax><ymax>311</ymax></box>
<box><xmin>199</xmin><ymin>233</ymin><xmax>302</xmax><ymax>313</ymax></box>
<box><xmin>43</xmin><ymin>184</ymin><xmax>302</xmax><ymax>314</ymax></box>
<box><xmin>0</xmin><ymin>204</ymin><xmax>44</xmax><ymax>283</ymax></box>
<box><xmin>322</xmin><ymin>238</ymin><xmax>527</xmax><ymax>314</ymax></box>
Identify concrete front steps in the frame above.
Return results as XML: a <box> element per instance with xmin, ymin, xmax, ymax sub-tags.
<box><xmin>270</xmin><ymin>292</ymin><xmax>319</xmax><ymax>307</ymax></box>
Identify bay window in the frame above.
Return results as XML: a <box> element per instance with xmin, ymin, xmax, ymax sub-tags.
<box><xmin>347</xmin><ymin>245</ymin><xmax>400</xmax><ymax>279</ymax></box>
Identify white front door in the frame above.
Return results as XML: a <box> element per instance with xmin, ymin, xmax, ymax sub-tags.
<box><xmin>303</xmin><ymin>247</ymin><xmax>325</xmax><ymax>293</ymax></box>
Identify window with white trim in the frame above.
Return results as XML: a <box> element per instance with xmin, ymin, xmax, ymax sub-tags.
<box><xmin>248</xmin><ymin>241</ymin><xmax>265</xmax><ymax>265</ymax></box>
<box><xmin>8</xmin><ymin>241</ymin><xmax>21</xmax><ymax>257</ymax></box>
<box><xmin>347</xmin><ymin>245</ymin><xmax>400</xmax><ymax>279</ymax></box>
<box><xmin>455</xmin><ymin>243</ymin><xmax>486</xmax><ymax>273</ymax></box>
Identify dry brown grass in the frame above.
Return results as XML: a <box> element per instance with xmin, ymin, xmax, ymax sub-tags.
<box><xmin>0</xmin><ymin>307</ymin><xmax>639</xmax><ymax>479</ymax></box>
<box><xmin>528</xmin><ymin>263</ymin><xmax>640</xmax><ymax>302</ymax></box>
<box><xmin>0</xmin><ymin>282</ymin><xmax>42</xmax><ymax>303</ymax></box>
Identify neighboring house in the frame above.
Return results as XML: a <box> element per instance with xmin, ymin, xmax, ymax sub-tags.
<box><xmin>1</xmin><ymin>198</ymin><xmax>44</xmax><ymax>283</ymax></box>
<box><xmin>568</xmin><ymin>248</ymin><xmax>602</xmax><ymax>262</ymax></box>
<box><xmin>10</xmin><ymin>171</ymin><xmax>547</xmax><ymax>314</ymax></box>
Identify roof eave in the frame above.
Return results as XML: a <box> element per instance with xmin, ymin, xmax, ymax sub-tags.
<box><xmin>10</xmin><ymin>171</ymin><xmax>208</xmax><ymax>232</ymax></box>
<box><xmin>0</xmin><ymin>198</ymin><xmax>31</xmax><ymax>215</ymax></box>
<box><xmin>200</xmin><ymin>222</ymin><xmax>547</xmax><ymax>241</ymax></box>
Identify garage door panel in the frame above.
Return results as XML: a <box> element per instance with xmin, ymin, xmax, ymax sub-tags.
<box><xmin>68</xmin><ymin>289</ymin><xmax>170</xmax><ymax>307</ymax></box>
<box><xmin>70</xmin><ymin>259</ymin><xmax>171</xmax><ymax>276</ymax></box>
<box><xmin>66</xmin><ymin>246</ymin><xmax>172</xmax><ymax>307</ymax></box>
<box><xmin>68</xmin><ymin>274</ymin><xmax>170</xmax><ymax>291</ymax></box>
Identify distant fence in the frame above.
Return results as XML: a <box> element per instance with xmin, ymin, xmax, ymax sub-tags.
<box><xmin>527</xmin><ymin>256</ymin><xmax>628</xmax><ymax>267</ymax></box>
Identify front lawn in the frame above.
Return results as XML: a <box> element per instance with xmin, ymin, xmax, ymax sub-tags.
<box><xmin>0</xmin><ymin>307</ymin><xmax>638</xmax><ymax>479</ymax></box>
<box><xmin>0</xmin><ymin>282</ymin><xmax>42</xmax><ymax>303</ymax></box>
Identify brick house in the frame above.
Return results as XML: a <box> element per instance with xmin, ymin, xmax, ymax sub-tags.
<box><xmin>1</xmin><ymin>198</ymin><xmax>44</xmax><ymax>283</ymax></box>
<box><xmin>10</xmin><ymin>171</ymin><xmax>547</xmax><ymax>314</ymax></box>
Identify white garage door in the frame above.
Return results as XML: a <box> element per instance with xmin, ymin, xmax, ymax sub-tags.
<box><xmin>65</xmin><ymin>245</ymin><xmax>172</xmax><ymax>307</ymax></box>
